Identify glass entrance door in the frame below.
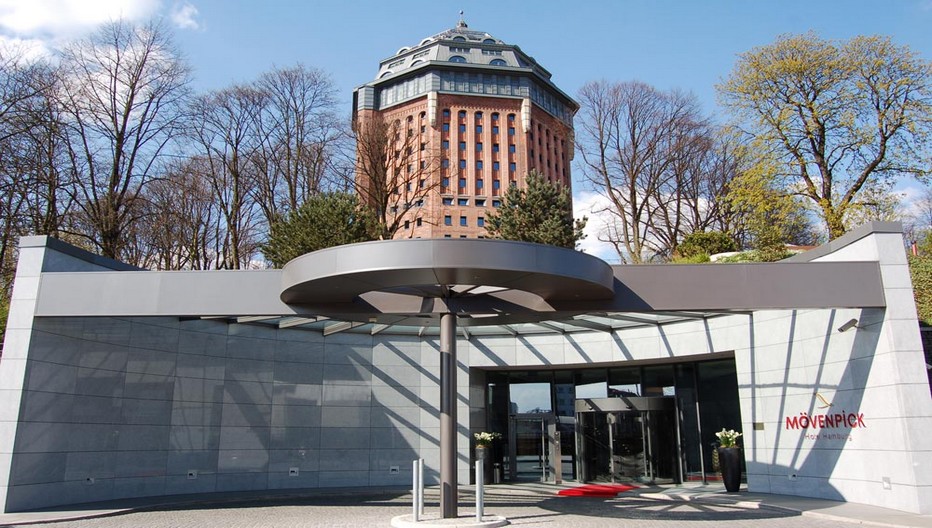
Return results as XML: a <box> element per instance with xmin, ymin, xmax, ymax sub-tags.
<box><xmin>508</xmin><ymin>414</ymin><xmax>552</xmax><ymax>482</ymax></box>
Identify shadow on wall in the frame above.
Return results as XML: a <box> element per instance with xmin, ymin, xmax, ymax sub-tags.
<box><xmin>747</xmin><ymin>308</ymin><xmax>880</xmax><ymax>502</ymax></box>
<box><xmin>6</xmin><ymin>317</ymin><xmax>478</xmax><ymax>512</ymax></box>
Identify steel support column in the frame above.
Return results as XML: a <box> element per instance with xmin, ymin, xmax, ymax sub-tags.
<box><xmin>440</xmin><ymin>313</ymin><xmax>457</xmax><ymax>518</ymax></box>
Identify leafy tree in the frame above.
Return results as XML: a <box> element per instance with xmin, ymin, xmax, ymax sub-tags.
<box><xmin>261</xmin><ymin>192</ymin><xmax>377</xmax><ymax>267</ymax></box>
<box><xmin>724</xmin><ymin>150</ymin><xmax>819</xmax><ymax>255</ymax></box>
<box><xmin>719</xmin><ymin>33</ymin><xmax>932</xmax><ymax>240</ymax></box>
<box><xmin>485</xmin><ymin>170</ymin><xmax>586</xmax><ymax>249</ymax></box>
<box><xmin>677</xmin><ymin>231</ymin><xmax>738</xmax><ymax>260</ymax></box>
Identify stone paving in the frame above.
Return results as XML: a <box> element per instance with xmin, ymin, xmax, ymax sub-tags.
<box><xmin>10</xmin><ymin>489</ymin><xmax>862</xmax><ymax>528</ymax></box>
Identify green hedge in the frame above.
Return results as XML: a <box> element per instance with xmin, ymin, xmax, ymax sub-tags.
<box><xmin>909</xmin><ymin>255</ymin><xmax>932</xmax><ymax>326</ymax></box>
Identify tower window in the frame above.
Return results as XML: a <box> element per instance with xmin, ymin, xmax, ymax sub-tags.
<box><xmin>444</xmin><ymin>215</ymin><xmax>452</xmax><ymax>226</ymax></box>
<box><xmin>460</xmin><ymin>216</ymin><xmax>467</xmax><ymax>226</ymax></box>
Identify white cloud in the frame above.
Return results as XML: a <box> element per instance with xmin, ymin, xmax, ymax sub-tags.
<box><xmin>0</xmin><ymin>0</ymin><xmax>161</xmax><ymax>52</ymax></box>
<box><xmin>169</xmin><ymin>2</ymin><xmax>200</xmax><ymax>30</ymax></box>
<box><xmin>573</xmin><ymin>189</ymin><xmax>621</xmax><ymax>263</ymax></box>
<box><xmin>0</xmin><ymin>0</ymin><xmax>159</xmax><ymax>35</ymax></box>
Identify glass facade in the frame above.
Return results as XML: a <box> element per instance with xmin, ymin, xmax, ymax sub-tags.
<box><xmin>481</xmin><ymin>358</ymin><xmax>742</xmax><ymax>485</ymax></box>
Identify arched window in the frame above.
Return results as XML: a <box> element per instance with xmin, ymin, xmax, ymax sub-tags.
<box><xmin>449</xmin><ymin>55</ymin><xmax>467</xmax><ymax>63</ymax></box>
<box><xmin>380</xmin><ymin>71</ymin><xmax>392</xmax><ymax>78</ymax></box>
<box><xmin>483</xmin><ymin>38</ymin><xmax>496</xmax><ymax>44</ymax></box>
<box><xmin>490</xmin><ymin>59</ymin><xmax>507</xmax><ymax>66</ymax></box>
<box><xmin>453</xmin><ymin>36</ymin><xmax>467</xmax><ymax>42</ymax></box>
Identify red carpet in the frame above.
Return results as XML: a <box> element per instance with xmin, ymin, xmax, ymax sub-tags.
<box><xmin>556</xmin><ymin>484</ymin><xmax>638</xmax><ymax>497</ymax></box>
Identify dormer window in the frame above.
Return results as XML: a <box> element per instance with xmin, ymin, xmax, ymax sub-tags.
<box><xmin>490</xmin><ymin>59</ymin><xmax>507</xmax><ymax>66</ymax></box>
<box><xmin>449</xmin><ymin>56</ymin><xmax>467</xmax><ymax>63</ymax></box>
<box><xmin>453</xmin><ymin>36</ymin><xmax>467</xmax><ymax>42</ymax></box>
<box><xmin>450</xmin><ymin>47</ymin><xmax>470</xmax><ymax>53</ymax></box>
<box><xmin>483</xmin><ymin>38</ymin><xmax>496</xmax><ymax>44</ymax></box>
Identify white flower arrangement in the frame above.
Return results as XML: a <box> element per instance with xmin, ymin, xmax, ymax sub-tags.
<box><xmin>715</xmin><ymin>428</ymin><xmax>742</xmax><ymax>448</ymax></box>
<box><xmin>474</xmin><ymin>431</ymin><xmax>501</xmax><ymax>447</ymax></box>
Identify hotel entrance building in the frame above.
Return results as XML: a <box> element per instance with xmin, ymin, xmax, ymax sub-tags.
<box><xmin>0</xmin><ymin>222</ymin><xmax>929</xmax><ymax>516</ymax></box>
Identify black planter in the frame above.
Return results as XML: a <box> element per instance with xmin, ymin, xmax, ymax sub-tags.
<box><xmin>717</xmin><ymin>447</ymin><xmax>742</xmax><ymax>492</ymax></box>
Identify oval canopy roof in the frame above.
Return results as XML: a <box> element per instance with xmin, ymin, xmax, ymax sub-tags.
<box><xmin>281</xmin><ymin>238</ymin><xmax>615</xmax><ymax>328</ymax></box>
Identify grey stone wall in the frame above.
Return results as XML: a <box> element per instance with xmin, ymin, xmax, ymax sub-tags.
<box><xmin>6</xmin><ymin>317</ymin><xmax>462</xmax><ymax>511</ymax></box>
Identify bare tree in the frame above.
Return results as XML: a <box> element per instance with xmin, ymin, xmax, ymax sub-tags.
<box><xmin>0</xmin><ymin>46</ymin><xmax>74</xmax><ymax>297</ymax></box>
<box><xmin>351</xmin><ymin>112</ymin><xmax>439</xmax><ymax>240</ymax></box>
<box><xmin>57</xmin><ymin>19</ymin><xmax>191</xmax><ymax>261</ymax></box>
<box><xmin>190</xmin><ymin>86</ymin><xmax>267</xmax><ymax>269</ymax></box>
<box><xmin>577</xmin><ymin>80</ymin><xmax>717</xmax><ymax>262</ymax></box>
<box><xmin>135</xmin><ymin>157</ymin><xmax>218</xmax><ymax>270</ymax></box>
<box><xmin>257</xmin><ymin>65</ymin><xmax>340</xmax><ymax>214</ymax></box>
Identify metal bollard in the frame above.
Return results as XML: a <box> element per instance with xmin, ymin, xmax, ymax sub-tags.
<box><xmin>412</xmin><ymin>459</ymin><xmax>420</xmax><ymax>522</ymax></box>
<box><xmin>417</xmin><ymin>459</ymin><xmax>424</xmax><ymax>516</ymax></box>
<box><xmin>475</xmin><ymin>460</ymin><xmax>484</xmax><ymax>521</ymax></box>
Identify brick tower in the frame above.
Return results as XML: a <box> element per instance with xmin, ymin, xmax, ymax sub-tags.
<box><xmin>352</xmin><ymin>19</ymin><xmax>578</xmax><ymax>239</ymax></box>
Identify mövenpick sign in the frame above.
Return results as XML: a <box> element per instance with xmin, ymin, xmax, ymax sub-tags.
<box><xmin>784</xmin><ymin>394</ymin><xmax>865</xmax><ymax>442</ymax></box>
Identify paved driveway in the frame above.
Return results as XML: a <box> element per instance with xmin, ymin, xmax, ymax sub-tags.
<box><xmin>12</xmin><ymin>489</ymin><xmax>861</xmax><ymax>528</ymax></box>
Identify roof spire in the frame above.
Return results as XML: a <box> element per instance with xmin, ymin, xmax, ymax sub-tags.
<box><xmin>457</xmin><ymin>10</ymin><xmax>467</xmax><ymax>28</ymax></box>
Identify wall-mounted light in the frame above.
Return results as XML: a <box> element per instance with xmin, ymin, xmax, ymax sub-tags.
<box><xmin>837</xmin><ymin>318</ymin><xmax>859</xmax><ymax>333</ymax></box>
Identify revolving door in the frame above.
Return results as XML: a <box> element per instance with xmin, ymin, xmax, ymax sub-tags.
<box><xmin>576</xmin><ymin>397</ymin><xmax>680</xmax><ymax>484</ymax></box>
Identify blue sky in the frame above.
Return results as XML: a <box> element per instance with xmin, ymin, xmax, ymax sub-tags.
<box><xmin>1</xmin><ymin>0</ymin><xmax>930</xmax><ymax>258</ymax></box>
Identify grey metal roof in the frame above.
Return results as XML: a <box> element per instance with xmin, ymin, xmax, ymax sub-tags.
<box><xmin>30</xmin><ymin>233</ymin><xmax>886</xmax><ymax>338</ymax></box>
